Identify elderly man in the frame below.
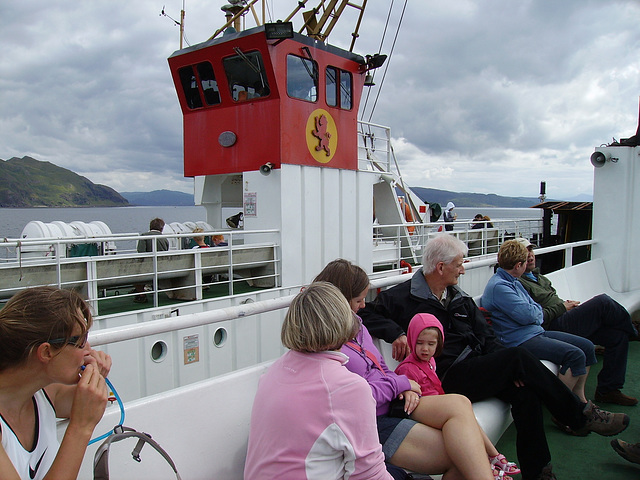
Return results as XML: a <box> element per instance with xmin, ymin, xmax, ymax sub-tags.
<box><xmin>515</xmin><ymin>237</ymin><xmax>638</xmax><ymax>406</ymax></box>
<box><xmin>360</xmin><ymin>234</ymin><xmax>629</xmax><ymax>480</ymax></box>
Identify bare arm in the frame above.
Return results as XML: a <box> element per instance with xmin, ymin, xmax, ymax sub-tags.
<box><xmin>43</xmin><ymin>364</ymin><xmax>108</xmax><ymax>480</ymax></box>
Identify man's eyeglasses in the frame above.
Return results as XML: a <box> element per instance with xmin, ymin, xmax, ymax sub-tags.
<box><xmin>48</xmin><ymin>333</ymin><xmax>88</xmax><ymax>349</ymax></box>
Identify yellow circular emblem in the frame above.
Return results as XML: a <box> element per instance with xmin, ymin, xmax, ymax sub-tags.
<box><xmin>306</xmin><ymin>109</ymin><xmax>338</xmax><ymax>164</ymax></box>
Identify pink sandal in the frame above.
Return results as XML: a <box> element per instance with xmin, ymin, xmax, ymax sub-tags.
<box><xmin>492</xmin><ymin>468</ymin><xmax>513</xmax><ymax>480</ymax></box>
<box><xmin>490</xmin><ymin>453</ymin><xmax>521</xmax><ymax>475</ymax></box>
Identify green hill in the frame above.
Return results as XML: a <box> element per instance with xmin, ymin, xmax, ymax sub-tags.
<box><xmin>0</xmin><ymin>156</ymin><xmax>128</xmax><ymax>207</ymax></box>
<box><xmin>121</xmin><ymin>190</ymin><xmax>194</xmax><ymax>206</ymax></box>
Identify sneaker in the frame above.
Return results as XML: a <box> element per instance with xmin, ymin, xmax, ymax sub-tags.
<box><xmin>611</xmin><ymin>439</ymin><xmax>640</xmax><ymax>465</ymax></box>
<box><xmin>573</xmin><ymin>401</ymin><xmax>630</xmax><ymax>436</ymax></box>
<box><xmin>595</xmin><ymin>389</ymin><xmax>638</xmax><ymax>406</ymax></box>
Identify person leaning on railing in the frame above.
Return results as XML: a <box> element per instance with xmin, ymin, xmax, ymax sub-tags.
<box><xmin>133</xmin><ymin>217</ymin><xmax>169</xmax><ymax>304</ymax></box>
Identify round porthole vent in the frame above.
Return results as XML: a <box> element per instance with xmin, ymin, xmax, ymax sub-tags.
<box><xmin>213</xmin><ymin>327</ymin><xmax>228</xmax><ymax>348</ymax></box>
<box><xmin>150</xmin><ymin>341</ymin><xmax>168</xmax><ymax>363</ymax></box>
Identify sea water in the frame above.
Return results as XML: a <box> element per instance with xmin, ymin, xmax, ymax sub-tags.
<box><xmin>0</xmin><ymin>206</ymin><xmax>207</xmax><ymax>240</ymax></box>
<box><xmin>0</xmin><ymin>205</ymin><xmax>542</xmax><ymax>240</ymax></box>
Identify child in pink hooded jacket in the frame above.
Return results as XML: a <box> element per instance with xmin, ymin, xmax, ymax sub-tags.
<box><xmin>396</xmin><ymin>313</ymin><xmax>520</xmax><ymax>480</ymax></box>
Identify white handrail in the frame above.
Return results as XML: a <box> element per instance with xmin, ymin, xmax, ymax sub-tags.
<box><xmin>88</xmin><ymin>240</ymin><xmax>596</xmax><ymax>347</ymax></box>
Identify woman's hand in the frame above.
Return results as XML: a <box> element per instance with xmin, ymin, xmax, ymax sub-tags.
<box><xmin>84</xmin><ymin>349</ymin><xmax>112</xmax><ymax>378</ymax></box>
<box><xmin>398</xmin><ymin>389</ymin><xmax>421</xmax><ymax>415</ymax></box>
<box><xmin>408</xmin><ymin>380</ymin><xmax>422</xmax><ymax>395</ymax></box>
<box><xmin>68</xmin><ymin>364</ymin><xmax>108</xmax><ymax>434</ymax></box>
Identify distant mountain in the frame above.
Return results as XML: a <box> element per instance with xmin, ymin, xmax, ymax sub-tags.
<box><xmin>410</xmin><ymin>187</ymin><xmax>542</xmax><ymax>208</ymax></box>
<box><xmin>121</xmin><ymin>190</ymin><xmax>195</xmax><ymax>206</ymax></box>
<box><xmin>0</xmin><ymin>156</ymin><xmax>128</xmax><ymax>207</ymax></box>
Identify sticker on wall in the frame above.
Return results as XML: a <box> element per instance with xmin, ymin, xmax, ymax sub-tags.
<box><xmin>306</xmin><ymin>109</ymin><xmax>337</xmax><ymax>164</ymax></box>
<box><xmin>183</xmin><ymin>334</ymin><xmax>200</xmax><ymax>365</ymax></box>
<box><xmin>244</xmin><ymin>192</ymin><xmax>257</xmax><ymax>217</ymax></box>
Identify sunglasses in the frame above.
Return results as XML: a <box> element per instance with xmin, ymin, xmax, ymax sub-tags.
<box><xmin>48</xmin><ymin>332</ymin><xmax>88</xmax><ymax>349</ymax></box>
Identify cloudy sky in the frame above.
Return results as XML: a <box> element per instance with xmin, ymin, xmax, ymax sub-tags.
<box><xmin>1</xmin><ymin>1</ymin><xmax>638</xmax><ymax>200</ymax></box>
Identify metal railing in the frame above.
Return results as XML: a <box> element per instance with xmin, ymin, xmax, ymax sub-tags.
<box><xmin>88</xmin><ymin>239</ymin><xmax>594</xmax><ymax>347</ymax></box>
<box><xmin>0</xmin><ymin>229</ymin><xmax>280</xmax><ymax>314</ymax></box>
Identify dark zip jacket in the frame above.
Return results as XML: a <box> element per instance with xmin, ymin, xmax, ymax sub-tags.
<box><xmin>360</xmin><ymin>268</ymin><xmax>504</xmax><ymax>377</ymax></box>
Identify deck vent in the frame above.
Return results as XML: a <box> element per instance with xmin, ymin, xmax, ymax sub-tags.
<box><xmin>213</xmin><ymin>327</ymin><xmax>228</xmax><ymax>348</ymax></box>
<box><xmin>150</xmin><ymin>341</ymin><xmax>168</xmax><ymax>362</ymax></box>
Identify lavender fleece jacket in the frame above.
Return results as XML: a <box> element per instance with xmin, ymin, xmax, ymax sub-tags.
<box><xmin>340</xmin><ymin>318</ymin><xmax>412</xmax><ymax>416</ymax></box>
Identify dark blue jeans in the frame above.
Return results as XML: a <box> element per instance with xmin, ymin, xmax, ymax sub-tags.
<box><xmin>549</xmin><ymin>294</ymin><xmax>636</xmax><ymax>393</ymax></box>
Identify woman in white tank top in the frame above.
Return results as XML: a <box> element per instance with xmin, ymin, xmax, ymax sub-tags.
<box><xmin>0</xmin><ymin>286</ymin><xmax>111</xmax><ymax>480</ymax></box>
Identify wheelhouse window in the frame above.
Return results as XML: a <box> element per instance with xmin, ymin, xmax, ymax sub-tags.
<box><xmin>326</xmin><ymin>67</ymin><xmax>337</xmax><ymax>107</ymax></box>
<box><xmin>178</xmin><ymin>62</ymin><xmax>221</xmax><ymax>109</ymax></box>
<box><xmin>197</xmin><ymin>62</ymin><xmax>220</xmax><ymax>106</ymax></box>
<box><xmin>287</xmin><ymin>54</ymin><xmax>317</xmax><ymax>102</ymax></box>
<box><xmin>223</xmin><ymin>50</ymin><xmax>270</xmax><ymax>102</ymax></box>
<box><xmin>179</xmin><ymin>66</ymin><xmax>203</xmax><ymax>109</ymax></box>
<box><xmin>325</xmin><ymin>66</ymin><xmax>352</xmax><ymax>110</ymax></box>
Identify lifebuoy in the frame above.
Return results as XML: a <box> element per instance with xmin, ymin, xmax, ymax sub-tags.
<box><xmin>399</xmin><ymin>198</ymin><xmax>415</xmax><ymax>234</ymax></box>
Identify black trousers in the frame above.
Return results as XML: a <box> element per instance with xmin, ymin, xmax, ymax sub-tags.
<box><xmin>442</xmin><ymin>347</ymin><xmax>586</xmax><ymax>480</ymax></box>
<box><xmin>550</xmin><ymin>293</ymin><xmax>635</xmax><ymax>393</ymax></box>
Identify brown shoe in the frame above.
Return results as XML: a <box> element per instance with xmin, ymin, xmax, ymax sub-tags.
<box><xmin>595</xmin><ymin>389</ymin><xmax>638</xmax><ymax>406</ymax></box>
<box><xmin>611</xmin><ymin>439</ymin><xmax>640</xmax><ymax>465</ymax></box>
<box><xmin>573</xmin><ymin>401</ymin><xmax>630</xmax><ymax>437</ymax></box>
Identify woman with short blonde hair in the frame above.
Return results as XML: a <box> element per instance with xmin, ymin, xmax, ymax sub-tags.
<box><xmin>245</xmin><ymin>282</ymin><xmax>392</xmax><ymax>480</ymax></box>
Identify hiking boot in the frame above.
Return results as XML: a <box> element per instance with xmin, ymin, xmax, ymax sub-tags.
<box><xmin>573</xmin><ymin>401</ymin><xmax>630</xmax><ymax>436</ymax></box>
<box><xmin>611</xmin><ymin>439</ymin><xmax>640</xmax><ymax>465</ymax></box>
<box><xmin>595</xmin><ymin>389</ymin><xmax>638</xmax><ymax>406</ymax></box>
<box><xmin>527</xmin><ymin>463</ymin><xmax>556</xmax><ymax>480</ymax></box>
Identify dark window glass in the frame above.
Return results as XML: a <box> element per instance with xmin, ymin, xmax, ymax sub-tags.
<box><xmin>340</xmin><ymin>70</ymin><xmax>352</xmax><ymax>110</ymax></box>
<box><xmin>179</xmin><ymin>66</ymin><xmax>203</xmax><ymax>109</ymax></box>
<box><xmin>326</xmin><ymin>67</ymin><xmax>337</xmax><ymax>107</ymax></box>
<box><xmin>287</xmin><ymin>54</ymin><xmax>317</xmax><ymax>102</ymax></box>
<box><xmin>197</xmin><ymin>62</ymin><xmax>220</xmax><ymax>106</ymax></box>
<box><xmin>223</xmin><ymin>51</ymin><xmax>270</xmax><ymax>102</ymax></box>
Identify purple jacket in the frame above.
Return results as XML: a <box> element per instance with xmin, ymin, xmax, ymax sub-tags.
<box><xmin>341</xmin><ymin>318</ymin><xmax>412</xmax><ymax>416</ymax></box>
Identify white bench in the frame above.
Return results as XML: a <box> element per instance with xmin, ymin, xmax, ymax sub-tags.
<box><xmin>60</xmin><ymin>362</ymin><xmax>273</xmax><ymax>479</ymax></box>
<box><xmin>545</xmin><ymin>258</ymin><xmax>640</xmax><ymax>315</ymax></box>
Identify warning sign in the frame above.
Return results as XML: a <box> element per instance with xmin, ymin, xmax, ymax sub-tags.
<box><xmin>183</xmin><ymin>334</ymin><xmax>200</xmax><ymax>365</ymax></box>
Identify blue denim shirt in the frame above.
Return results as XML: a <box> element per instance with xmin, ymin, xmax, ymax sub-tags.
<box><xmin>481</xmin><ymin>268</ymin><xmax>544</xmax><ymax>347</ymax></box>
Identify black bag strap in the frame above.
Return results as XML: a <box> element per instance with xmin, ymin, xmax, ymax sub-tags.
<box><xmin>93</xmin><ymin>426</ymin><xmax>182</xmax><ymax>480</ymax></box>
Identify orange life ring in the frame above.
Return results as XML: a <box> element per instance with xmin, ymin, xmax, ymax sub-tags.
<box><xmin>399</xmin><ymin>198</ymin><xmax>415</xmax><ymax>234</ymax></box>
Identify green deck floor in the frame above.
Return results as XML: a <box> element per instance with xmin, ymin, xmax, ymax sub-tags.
<box><xmin>495</xmin><ymin>341</ymin><xmax>640</xmax><ymax>479</ymax></box>
<box><xmin>94</xmin><ymin>280</ymin><xmax>261</xmax><ymax>317</ymax></box>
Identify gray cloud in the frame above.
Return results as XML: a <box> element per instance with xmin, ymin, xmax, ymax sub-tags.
<box><xmin>1</xmin><ymin>0</ymin><xmax>638</xmax><ymax>199</ymax></box>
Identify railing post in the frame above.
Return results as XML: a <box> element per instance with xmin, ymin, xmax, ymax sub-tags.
<box><xmin>86</xmin><ymin>259</ymin><xmax>99</xmax><ymax>315</ymax></box>
<box><xmin>152</xmin><ymin>237</ymin><xmax>159</xmax><ymax>307</ymax></box>
<box><xmin>194</xmin><ymin>249</ymin><xmax>203</xmax><ymax>300</ymax></box>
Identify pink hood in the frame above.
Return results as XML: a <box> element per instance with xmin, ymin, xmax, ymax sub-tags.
<box><xmin>406</xmin><ymin>313</ymin><xmax>444</xmax><ymax>366</ymax></box>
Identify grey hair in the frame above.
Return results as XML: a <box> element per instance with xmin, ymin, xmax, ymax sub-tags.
<box><xmin>422</xmin><ymin>234</ymin><xmax>468</xmax><ymax>274</ymax></box>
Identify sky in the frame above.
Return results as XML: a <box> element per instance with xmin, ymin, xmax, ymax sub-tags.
<box><xmin>1</xmin><ymin>1</ymin><xmax>638</xmax><ymax>200</ymax></box>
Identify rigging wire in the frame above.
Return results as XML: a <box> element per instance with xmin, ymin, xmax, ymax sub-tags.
<box><xmin>359</xmin><ymin>0</ymin><xmax>395</xmax><ymax>122</ymax></box>
<box><xmin>361</xmin><ymin>0</ymin><xmax>408</xmax><ymax>124</ymax></box>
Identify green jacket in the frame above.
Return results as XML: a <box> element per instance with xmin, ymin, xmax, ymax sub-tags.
<box><xmin>516</xmin><ymin>268</ymin><xmax>567</xmax><ymax>329</ymax></box>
